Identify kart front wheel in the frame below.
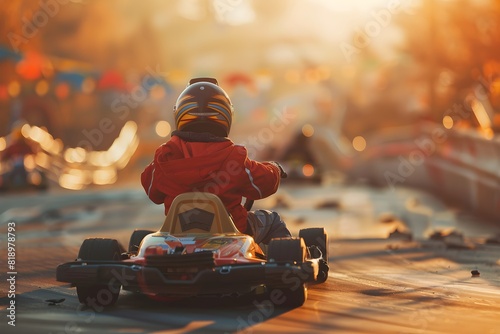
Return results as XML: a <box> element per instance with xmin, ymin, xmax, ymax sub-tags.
<box><xmin>76</xmin><ymin>238</ymin><xmax>124</xmax><ymax>307</ymax></box>
<box><xmin>267</xmin><ymin>237</ymin><xmax>308</xmax><ymax>307</ymax></box>
<box><xmin>299</xmin><ymin>227</ymin><xmax>329</xmax><ymax>283</ymax></box>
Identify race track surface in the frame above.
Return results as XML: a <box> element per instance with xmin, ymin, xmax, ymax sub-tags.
<box><xmin>0</xmin><ymin>182</ymin><xmax>499</xmax><ymax>333</ymax></box>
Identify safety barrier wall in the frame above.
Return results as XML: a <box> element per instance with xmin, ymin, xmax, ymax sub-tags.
<box><xmin>427</xmin><ymin>128</ymin><xmax>500</xmax><ymax>219</ymax></box>
<box><xmin>351</xmin><ymin>123</ymin><xmax>500</xmax><ymax>219</ymax></box>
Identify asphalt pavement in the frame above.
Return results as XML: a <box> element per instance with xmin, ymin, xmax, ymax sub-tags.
<box><xmin>0</xmin><ymin>180</ymin><xmax>499</xmax><ymax>333</ymax></box>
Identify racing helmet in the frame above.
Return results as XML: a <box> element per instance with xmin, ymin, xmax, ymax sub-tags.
<box><xmin>173</xmin><ymin>78</ymin><xmax>234</xmax><ymax>137</ymax></box>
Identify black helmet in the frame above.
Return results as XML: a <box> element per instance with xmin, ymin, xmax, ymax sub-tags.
<box><xmin>173</xmin><ymin>78</ymin><xmax>233</xmax><ymax>137</ymax></box>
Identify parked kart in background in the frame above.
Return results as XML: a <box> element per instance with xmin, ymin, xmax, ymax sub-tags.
<box><xmin>0</xmin><ymin>157</ymin><xmax>48</xmax><ymax>192</ymax></box>
<box><xmin>277</xmin><ymin>130</ymin><xmax>323</xmax><ymax>184</ymax></box>
<box><xmin>56</xmin><ymin>192</ymin><xmax>329</xmax><ymax>308</ymax></box>
<box><xmin>281</xmin><ymin>158</ymin><xmax>322</xmax><ymax>184</ymax></box>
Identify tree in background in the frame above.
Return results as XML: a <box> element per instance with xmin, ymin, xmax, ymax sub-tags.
<box><xmin>396</xmin><ymin>0</ymin><xmax>500</xmax><ymax>126</ymax></box>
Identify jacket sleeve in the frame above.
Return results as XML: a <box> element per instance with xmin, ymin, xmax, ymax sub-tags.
<box><xmin>238</xmin><ymin>147</ymin><xmax>281</xmax><ymax>200</ymax></box>
<box><xmin>141</xmin><ymin>160</ymin><xmax>165</xmax><ymax>204</ymax></box>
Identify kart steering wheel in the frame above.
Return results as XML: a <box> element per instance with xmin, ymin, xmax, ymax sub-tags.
<box><xmin>243</xmin><ymin>197</ymin><xmax>254</xmax><ymax>211</ymax></box>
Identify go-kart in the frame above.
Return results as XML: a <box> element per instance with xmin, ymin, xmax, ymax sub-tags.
<box><xmin>56</xmin><ymin>192</ymin><xmax>329</xmax><ymax>308</ymax></box>
<box><xmin>0</xmin><ymin>159</ymin><xmax>48</xmax><ymax>192</ymax></box>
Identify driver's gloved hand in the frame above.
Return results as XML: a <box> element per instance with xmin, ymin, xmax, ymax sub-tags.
<box><xmin>269</xmin><ymin>161</ymin><xmax>287</xmax><ymax>178</ymax></box>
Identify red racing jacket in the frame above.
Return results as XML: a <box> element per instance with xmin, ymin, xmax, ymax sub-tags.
<box><xmin>141</xmin><ymin>131</ymin><xmax>281</xmax><ymax>232</ymax></box>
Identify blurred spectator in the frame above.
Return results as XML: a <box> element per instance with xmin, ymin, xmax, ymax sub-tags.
<box><xmin>1</xmin><ymin>122</ymin><xmax>37</xmax><ymax>184</ymax></box>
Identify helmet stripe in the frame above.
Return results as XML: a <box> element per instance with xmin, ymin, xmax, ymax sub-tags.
<box><xmin>177</xmin><ymin>94</ymin><xmax>194</xmax><ymax>103</ymax></box>
<box><xmin>213</xmin><ymin>94</ymin><xmax>231</xmax><ymax>105</ymax></box>
<box><xmin>177</xmin><ymin>102</ymin><xmax>198</xmax><ymax>115</ymax></box>
<box><xmin>207</xmin><ymin>102</ymin><xmax>232</xmax><ymax>123</ymax></box>
<box><xmin>176</xmin><ymin>102</ymin><xmax>198</xmax><ymax>124</ymax></box>
<box><xmin>177</xmin><ymin>114</ymin><xmax>198</xmax><ymax>128</ymax></box>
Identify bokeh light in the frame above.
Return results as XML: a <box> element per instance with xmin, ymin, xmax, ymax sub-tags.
<box><xmin>93</xmin><ymin>169</ymin><xmax>117</xmax><ymax>185</ymax></box>
<box><xmin>16</xmin><ymin>52</ymin><xmax>44</xmax><ymax>80</ymax></box>
<box><xmin>7</xmin><ymin>81</ymin><xmax>21</xmax><ymax>97</ymax></box>
<box><xmin>302</xmin><ymin>164</ymin><xmax>315</xmax><ymax>177</ymax></box>
<box><xmin>35</xmin><ymin>80</ymin><xmax>49</xmax><ymax>96</ymax></box>
<box><xmin>443</xmin><ymin>116</ymin><xmax>454</xmax><ymax>129</ymax></box>
<box><xmin>352</xmin><ymin>136</ymin><xmax>367</xmax><ymax>152</ymax></box>
<box><xmin>21</xmin><ymin>124</ymin><xmax>31</xmax><ymax>138</ymax></box>
<box><xmin>0</xmin><ymin>137</ymin><xmax>6</xmax><ymax>151</ymax></box>
<box><xmin>156</xmin><ymin>120</ymin><xmax>171</xmax><ymax>137</ymax></box>
<box><xmin>24</xmin><ymin>155</ymin><xmax>36</xmax><ymax>170</ymax></box>
<box><xmin>28</xmin><ymin>171</ymin><xmax>42</xmax><ymax>185</ymax></box>
<box><xmin>302</xmin><ymin>124</ymin><xmax>315</xmax><ymax>137</ymax></box>
<box><xmin>55</xmin><ymin>83</ymin><xmax>70</xmax><ymax>100</ymax></box>
<box><xmin>0</xmin><ymin>85</ymin><xmax>8</xmax><ymax>100</ymax></box>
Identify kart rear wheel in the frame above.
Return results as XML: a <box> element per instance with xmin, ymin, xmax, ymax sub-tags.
<box><xmin>76</xmin><ymin>238</ymin><xmax>124</xmax><ymax>307</ymax></box>
<box><xmin>128</xmin><ymin>229</ymin><xmax>154</xmax><ymax>254</ymax></box>
<box><xmin>299</xmin><ymin>227</ymin><xmax>329</xmax><ymax>283</ymax></box>
<box><xmin>267</xmin><ymin>237</ymin><xmax>308</xmax><ymax>307</ymax></box>
<box><xmin>279</xmin><ymin>284</ymin><xmax>308</xmax><ymax>308</ymax></box>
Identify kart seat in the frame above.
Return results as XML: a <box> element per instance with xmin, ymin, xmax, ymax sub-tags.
<box><xmin>160</xmin><ymin>192</ymin><xmax>241</xmax><ymax>234</ymax></box>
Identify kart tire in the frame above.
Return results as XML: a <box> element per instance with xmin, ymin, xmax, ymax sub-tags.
<box><xmin>128</xmin><ymin>229</ymin><xmax>154</xmax><ymax>253</ymax></box>
<box><xmin>299</xmin><ymin>228</ymin><xmax>329</xmax><ymax>283</ymax></box>
<box><xmin>279</xmin><ymin>284</ymin><xmax>308</xmax><ymax>308</ymax></box>
<box><xmin>267</xmin><ymin>237</ymin><xmax>308</xmax><ymax>307</ymax></box>
<box><xmin>299</xmin><ymin>227</ymin><xmax>328</xmax><ymax>261</ymax></box>
<box><xmin>76</xmin><ymin>238</ymin><xmax>124</xmax><ymax>307</ymax></box>
<box><xmin>267</xmin><ymin>237</ymin><xmax>306</xmax><ymax>263</ymax></box>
